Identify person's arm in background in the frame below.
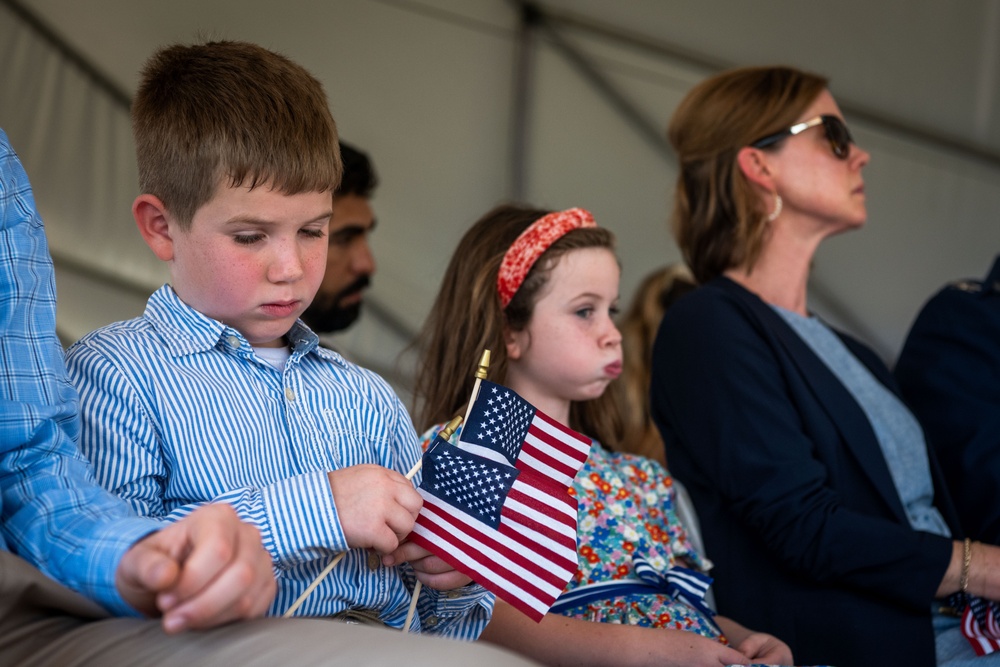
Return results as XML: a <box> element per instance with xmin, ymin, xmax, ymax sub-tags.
<box><xmin>896</xmin><ymin>278</ymin><xmax>1000</xmax><ymax>545</ymax></box>
<box><xmin>0</xmin><ymin>128</ymin><xmax>274</xmax><ymax>630</ymax></box>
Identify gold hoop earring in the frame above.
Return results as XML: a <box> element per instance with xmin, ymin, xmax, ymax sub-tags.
<box><xmin>767</xmin><ymin>194</ymin><xmax>782</xmax><ymax>222</ymax></box>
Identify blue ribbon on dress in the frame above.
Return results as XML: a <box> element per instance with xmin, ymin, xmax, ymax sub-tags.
<box><xmin>550</xmin><ymin>554</ymin><xmax>718</xmax><ymax>631</ymax></box>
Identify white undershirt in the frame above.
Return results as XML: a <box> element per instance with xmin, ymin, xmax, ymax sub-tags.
<box><xmin>253</xmin><ymin>345</ymin><xmax>291</xmax><ymax>371</ymax></box>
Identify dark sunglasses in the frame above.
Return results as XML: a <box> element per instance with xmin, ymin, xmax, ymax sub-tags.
<box><xmin>750</xmin><ymin>114</ymin><xmax>854</xmax><ymax>159</ymax></box>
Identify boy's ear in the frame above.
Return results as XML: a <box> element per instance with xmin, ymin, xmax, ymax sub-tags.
<box><xmin>736</xmin><ymin>146</ymin><xmax>777</xmax><ymax>192</ymax></box>
<box><xmin>133</xmin><ymin>194</ymin><xmax>177</xmax><ymax>261</ymax></box>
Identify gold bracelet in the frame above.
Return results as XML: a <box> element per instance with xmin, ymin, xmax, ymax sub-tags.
<box><xmin>960</xmin><ymin>537</ymin><xmax>972</xmax><ymax>594</ymax></box>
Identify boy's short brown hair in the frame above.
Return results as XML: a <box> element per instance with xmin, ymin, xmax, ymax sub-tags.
<box><xmin>132</xmin><ymin>40</ymin><xmax>341</xmax><ymax>227</ymax></box>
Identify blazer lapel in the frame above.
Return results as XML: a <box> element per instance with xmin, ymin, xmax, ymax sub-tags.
<box><xmin>722</xmin><ymin>279</ymin><xmax>910</xmax><ymax>523</ymax></box>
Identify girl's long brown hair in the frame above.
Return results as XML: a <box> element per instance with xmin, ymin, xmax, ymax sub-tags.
<box><xmin>413</xmin><ymin>203</ymin><xmax>623</xmax><ymax>449</ymax></box>
<box><xmin>616</xmin><ymin>263</ymin><xmax>696</xmax><ymax>465</ymax></box>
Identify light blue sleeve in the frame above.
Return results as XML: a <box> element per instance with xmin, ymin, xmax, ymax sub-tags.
<box><xmin>0</xmin><ymin>128</ymin><xmax>155</xmax><ymax>616</ymax></box>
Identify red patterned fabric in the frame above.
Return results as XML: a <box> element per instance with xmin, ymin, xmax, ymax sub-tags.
<box><xmin>496</xmin><ymin>208</ymin><xmax>596</xmax><ymax>308</ymax></box>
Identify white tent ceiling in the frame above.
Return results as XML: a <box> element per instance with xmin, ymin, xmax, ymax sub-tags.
<box><xmin>4</xmin><ymin>0</ymin><xmax>1000</xmax><ymax>395</ymax></box>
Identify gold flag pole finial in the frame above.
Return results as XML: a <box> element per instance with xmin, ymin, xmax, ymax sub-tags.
<box><xmin>439</xmin><ymin>415</ymin><xmax>464</xmax><ymax>441</ymax></box>
<box><xmin>463</xmin><ymin>350</ymin><xmax>491</xmax><ymax>426</ymax></box>
<box><xmin>474</xmin><ymin>349</ymin><xmax>491</xmax><ymax>380</ymax></box>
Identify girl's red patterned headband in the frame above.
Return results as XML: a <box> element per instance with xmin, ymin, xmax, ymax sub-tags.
<box><xmin>496</xmin><ymin>207</ymin><xmax>596</xmax><ymax>309</ymax></box>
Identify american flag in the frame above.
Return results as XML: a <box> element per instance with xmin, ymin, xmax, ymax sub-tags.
<box><xmin>410</xmin><ymin>382</ymin><xmax>591</xmax><ymax>622</ymax></box>
<box><xmin>458</xmin><ymin>380</ymin><xmax>592</xmax><ymax>488</ymax></box>
<box><xmin>961</xmin><ymin>595</ymin><xmax>1000</xmax><ymax>656</ymax></box>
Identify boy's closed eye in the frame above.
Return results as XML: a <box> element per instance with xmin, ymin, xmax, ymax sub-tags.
<box><xmin>234</xmin><ymin>233</ymin><xmax>266</xmax><ymax>246</ymax></box>
<box><xmin>232</xmin><ymin>226</ymin><xmax>326</xmax><ymax>245</ymax></box>
<box><xmin>299</xmin><ymin>227</ymin><xmax>326</xmax><ymax>240</ymax></box>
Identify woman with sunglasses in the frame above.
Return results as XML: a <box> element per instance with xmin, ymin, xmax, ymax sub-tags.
<box><xmin>650</xmin><ymin>65</ymin><xmax>1000</xmax><ymax>667</ymax></box>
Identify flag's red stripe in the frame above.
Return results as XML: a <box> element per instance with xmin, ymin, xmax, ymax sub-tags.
<box><xmin>521</xmin><ymin>420</ymin><xmax>590</xmax><ymax>484</ymax></box>
<box><xmin>512</xmin><ymin>472</ymin><xmax>578</xmax><ymax>514</ymax></box>
<box><xmin>499</xmin><ymin>505</ymin><xmax>576</xmax><ymax>567</ymax></box>
<box><xmin>518</xmin><ymin>446</ymin><xmax>576</xmax><ymax>486</ymax></box>
<box><xmin>412</xmin><ymin>503</ymin><xmax>571</xmax><ymax>606</ymax></box>
<box><xmin>988</xmin><ymin>606</ymin><xmax>1000</xmax><ymax>637</ymax></box>
<box><xmin>961</xmin><ymin>606</ymin><xmax>1000</xmax><ymax>656</ymax></box>
<box><xmin>413</xmin><ymin>507</ymin><xmax>565</xmax><ymax>598</ymax></box>
<box><xmin>532</xmin><ymin>409</ymin><xmax>593</xmax><ymax>448</ymax></box>
<box><xmin>527</xmin><ymin>418</ymin><xmax>591</xmax><ymax>462</ymax></box>
<box><xmin>409</xmin><ymin>528</ymin><xmax>547</xmax><ymax>622</ymax></box>
<box><xmin>507</xmin><ymin>486</ymin><xmax>576</xmax><ymax>536</ymax></box>
<box><xmin>416</xmin><ymin>497</ymin><xmax>572</xmax><ymax>591</ymax></box>
<box><xmin>505</xmin><ymin>489</ymin><xmax>576</xmax><ymax>538</ymax></box>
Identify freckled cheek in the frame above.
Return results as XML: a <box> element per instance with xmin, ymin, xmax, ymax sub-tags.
<box><xmin>209</xmin><ymin>255</ymin><xmax>268</xmax><ymax>299</ymax></box>
<box><xmin>304</xmin><ymin>249</ymin><xmax>329</xmax><ymax>286</ymax></box>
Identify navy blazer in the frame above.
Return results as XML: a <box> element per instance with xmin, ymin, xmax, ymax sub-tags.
<box><xmin>896</xmin><ymin>256</ymin><xmax>1000</xmax><ymax>545</ymax></box>
<box><xmin>651</xmin><ymin>277</ymin><xmax>958</xmax><ymax>667</ymax></box>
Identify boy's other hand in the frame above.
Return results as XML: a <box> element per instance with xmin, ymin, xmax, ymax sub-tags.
<box><xmin>327</xmin><ymin>464</ymin><xmax>422</xmax><ymax>554</ymax></box>
<box><xmin>384</xmin><ymin>540</ymin><xmax>474</xmax><ymax>590</ymax></box>
<box><xmin>115</xmin><ymin>503</ymin><xmax>275</xmax><ymax>633</ymax></box>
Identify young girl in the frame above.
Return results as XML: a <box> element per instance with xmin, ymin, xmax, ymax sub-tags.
<box><xmin>413</xmin><ymin>204</ymin><xmax>800</xmax><ymax>667</ymax></box>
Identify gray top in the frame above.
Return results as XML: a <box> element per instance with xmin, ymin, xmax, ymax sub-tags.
<box><xmin>772</xmin><ymin>305</ymin><xmax>950</xmax><ymax>538</ymax></box>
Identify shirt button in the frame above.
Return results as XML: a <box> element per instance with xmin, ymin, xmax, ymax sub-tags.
<box><xmin>425</xmin><ymin>615</ymin><xmax>438</xmax><ymax>626</ymax></box>
<box><xmin>367</xmin><ymin>551</ymin><xmax>380</xmax><ymax>570</ymax></box>
<box><xmin>446</xmin><ymin>591</ymin><xmax>462</xmax><ymax>599</ymax></box>
<box><xmin>284</xmin><ymin>388</ymin><xmax>296</xmax><ymax>401</ymax></box>
<box><xmin>226</xmin><ymin>335</ymin><xmax>240</xmax><ymax>347</ymax></box>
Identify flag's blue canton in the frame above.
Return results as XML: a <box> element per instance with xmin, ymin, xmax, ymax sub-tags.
<box><xmin>420</xmin><ymin>438</ymin><xmax>519</xmax><ymax>529</ymax></box>
<box><xmin>465</xmin><ymin>380</ymin><xmax>536</xmax><ymax>464</ymax></box>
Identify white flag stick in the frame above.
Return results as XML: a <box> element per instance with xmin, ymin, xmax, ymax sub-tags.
<box><xmin>461</xmin><ymin>349</ymin><xmax>491</xmax><ymax>429</ymax></box>
<box><xmin>283</xmin><ymin>458</ymin><xmax>427</xmax><ymax>618</ymax></box>
<box><xmin>282</xmin><ymin>551</ymin><xmax>344</xmax><ymax>617</ymax></box>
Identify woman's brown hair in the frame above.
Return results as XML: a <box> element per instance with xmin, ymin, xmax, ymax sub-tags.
<box><xmin>413</xmin><ymin>203</ymin><xmax>623</xmax><ymax>449</ymax></box>
<box><xmin>668</xmin><ymin>66</ymin><xmax>828</xmax><ymax>283</ymax></box>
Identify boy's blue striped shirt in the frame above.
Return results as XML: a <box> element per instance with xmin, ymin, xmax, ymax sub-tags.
<box><xmin>66</xmin><ymin>285</ymin><xmax>492</xmax><ymax>638</ymax></box>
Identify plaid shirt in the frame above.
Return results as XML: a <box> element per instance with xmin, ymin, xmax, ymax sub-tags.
<box><xmin>0</xmin><ymin>128</ymin><xmax>153</xmax><ymax>614</ymax></box>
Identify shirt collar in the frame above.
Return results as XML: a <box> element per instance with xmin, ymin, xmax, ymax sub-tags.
<box><xmin>143</xmin><ymin>285</ymin><xmax>338</xmax><ymax>364</ymax></box>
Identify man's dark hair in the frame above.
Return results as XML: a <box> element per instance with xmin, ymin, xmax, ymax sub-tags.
<box><xmin>337</xmin><ymin>141</ymin><xmax>378</xmax><ymax>199</ymax></box>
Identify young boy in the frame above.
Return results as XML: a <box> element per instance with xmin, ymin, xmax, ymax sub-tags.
<box><xmin>66</xmin><ymin>41</ymin><xmax>492</xmax><ymax>639</ymax></box>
